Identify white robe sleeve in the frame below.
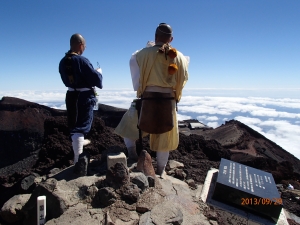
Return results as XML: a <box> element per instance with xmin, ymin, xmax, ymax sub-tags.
<box><xmin>130</xmin><ymin>42</ymin><xmax>155</xmax><ymax>91</ymax></box>
<box><xmin>129</xmin><ymin>51</ymin><xmax>140</xmax><ymax>91</ymax></box>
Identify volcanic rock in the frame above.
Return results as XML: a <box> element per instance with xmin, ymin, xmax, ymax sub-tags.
<box><xmin>106</xmin><ymin>162</ymin><xmax>130</xmax><ymax>189</ymax></box>
<box><xmin>93</xmin><ymin>187</ymin><xmax>117</xmax><ymax>208</ymax></box>
<box><xmin>131</xmin><ymin>172</ymin><xmax>149</xmax><ymax>191</ymax></box>
<box><xmin>0</xmin><ymin>194</ymin><xmax>31</xmax><ymax>223</ymax></box>
<box><xmin>1</xmin><ymin>96</ymin><xmax>300</xmax><ymax>224</ymax></box>
<box><xmin>119</xmin><ymin>183</ymin><xmax>141</xmax><ymax>203</ymax></box>
<box><xmin>197</xmin><ymin>120</ymin><xmax>300</xmax><ymax>175</ymax></box>
<box><xmin>0</xmin><ymin>97</ymin><xmax>65</xmax><ymax>170</ymax></box>
<box><xmin>136</xmin><ymin>150</ymin><xmax>156</xmax><ymax>177</ymax></box>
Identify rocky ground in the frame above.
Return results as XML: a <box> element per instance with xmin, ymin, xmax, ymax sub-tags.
<box><xmin>0</xmin><ymin>97</ymin><xmax>300</xmax><ymax>224</ymax></box>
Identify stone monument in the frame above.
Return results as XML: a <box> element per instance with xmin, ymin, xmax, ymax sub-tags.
<box><xmin>212</xmin><ymin>158</ymin><xmax>283</xmax><ymax>222</ymax></box>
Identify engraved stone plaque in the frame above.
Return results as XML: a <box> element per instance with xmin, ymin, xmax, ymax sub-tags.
<box><xmin>212</xmin><ymin>158</ymin><xmax>283</xmax><ymax>222</ymax></box>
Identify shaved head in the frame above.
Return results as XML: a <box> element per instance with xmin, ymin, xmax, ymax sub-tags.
<box><xmin>155</xmin><ymin>23</ymin><xmax>173</xmax><ymax>43</ymax></box>
<box><xmin>69</xmin><ymin>33</ymin><xmax>86</xmax><ymax>55</ymax></box>
<box><xmin>70</xmin><ymin>33</ymin><xmax>85</xmax><ymax>47</ymax></box>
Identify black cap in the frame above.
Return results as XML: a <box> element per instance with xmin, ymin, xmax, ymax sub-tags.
<box><xmin>156</xmin><ymin>23</ymin><xmax>173</xmax><ymax>35</ymax></box>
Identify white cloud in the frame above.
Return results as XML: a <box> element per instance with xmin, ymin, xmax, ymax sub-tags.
<box><xmin>180</xmin><ymin>105</ymin><xmax>232</xmax><ymax>115</ymax></box>
<box><xmin>182</xmin><ymin>88</ymin><xmax>300</xmax><ymax>97</ymax></box>
<box><xmin>207</xmin><ymin>122</ymin><xmax>219</xmax><ymax>128</ymax></box>
<box><xmin>2</xmin><ymin>89</ymin><xmax>300</xmax><ymax>160</ymax></box>
<box><xmin>41</xmin><ymin>103</ymin><xmax>66</xmax><ymax>110</ymax></box>
<box><xmin>0</xmin><ymin>89</ymin><xmax>135</xmax><ymax>110</ymax></box>
<box><xmin>95</xmin><ymin>90</ymin><xmax>135</xmax><ymax>109</ymax></box>
<box><xmin>234</xmin><ymin>116</ymin><xmax>264</xmax><ymax>133</ymax></box>
<box><xmin>179</xmin><ymin>96</ymin><xmax>300</xmax><ymax>121</ymax></box>
<box><xmin>235</xmin><ymin>116</ymin><xmax>300</xmax><ymax>159</ymax></box>
<box><xmin>235</xmin><ymin>116</ymin><xmax>262</xmax><ymax>125</ymax></box>
<box><xmin>205</xmin><ymin>116</ymin><xmax>219</xmax><ymax>121</ymax></box>
<box><xmin>197</xmin><ymin>115</ymin><xmax>207</xmax><ymax>120</ymax></box>
<box><xmin>177</xmin><ymin>114</ymin><xmax>192</xmax><ymax>121</ymax></box>
<box><xmin>0</xmin><ymin>90</ymin><xmax>66</xmax><ymax>102</ymax></box>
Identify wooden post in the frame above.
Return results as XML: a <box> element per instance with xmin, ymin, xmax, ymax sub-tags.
<box><xmin>37</xmin><ymin>196</ymin><xmax>46</xmax><ymax>225</ymax></box>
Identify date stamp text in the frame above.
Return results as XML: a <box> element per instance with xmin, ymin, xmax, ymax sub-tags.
<box><xmin>241</xmin><ymin>197</ymin><xmax>282</xmax><ymax>205</ymax></box>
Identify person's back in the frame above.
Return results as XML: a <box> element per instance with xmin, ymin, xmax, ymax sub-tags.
<box><xmin>135</xmin><ymin>23</ymin><xmax>189</xmax><ymax>177</ymax></box>
<box><xmin>114</xmin><ymin>24</ymin><xmax>189</xmax><ymax>174</ymax></box>
<box><xmin>59</xmin><ymin>33</ymin><xmax>103</xmax><ymax>175</ymax></box>
<box><xmin>59</xmin><ymin>54</ymin><xmax>102</xmax><ymax>89</ymax></box>
<box><xmin>59</xmin><ymin>34</ymin><xmax>102</xmax><ymax>90</ymax></box>
<box><xmin>136</xmin><ymin>44</ymin><xmax>188</xmax><ymax>102</ymax></box>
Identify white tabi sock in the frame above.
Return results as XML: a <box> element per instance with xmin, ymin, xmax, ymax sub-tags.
<box><xmin>124</xmin><ymin>137</ymin><xmax>135</xmax><ymax>149</ymax></box>
<box><xmin>124</xmin><ymin>137</ymin><xmax>138</xmax><ymax>160</ymax></box>
<box><xmin>71</xmin><ymin>133</ymin><xmax>84</xmax><ymax>163</ymax></box>
<box><xmin>156</xmin><ymin>151</ymin><xmax>169</xmax><ymax>176</ymax></box>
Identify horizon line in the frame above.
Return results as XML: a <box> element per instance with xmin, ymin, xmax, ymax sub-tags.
<box><xmin>1</xmin><ymin>87</ymin><xmax>300</xmax><ymax>92</ymax></box>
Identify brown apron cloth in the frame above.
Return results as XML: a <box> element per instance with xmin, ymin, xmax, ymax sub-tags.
<box><xmin>138</xmin><ymin>91</ymin><xmax>174</xmax><ymax>134</ymax></box>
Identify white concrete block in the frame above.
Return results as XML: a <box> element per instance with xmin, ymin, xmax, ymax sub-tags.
<box><xmin>107</xmin><ymin>152</ymin><xmax>127</xmax><ymax>170</ymax></box>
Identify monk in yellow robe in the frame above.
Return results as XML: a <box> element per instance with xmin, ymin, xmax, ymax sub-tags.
<box><xmin>135</xmin><ymin>23</ymin><xmax>189</xmax><ymax>176</ymax></box>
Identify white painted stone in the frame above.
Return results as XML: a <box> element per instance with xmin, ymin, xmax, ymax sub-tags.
<box><xmin>107</xmin><ymin>152</ymin><xmax>127</xmax><ymax>170</ymax></box>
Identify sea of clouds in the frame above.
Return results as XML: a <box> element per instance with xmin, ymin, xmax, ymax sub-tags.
<box><xmin>1</xmin><ymin>88</ymin><xmax>299</xmax><ymax>160</ymax></box>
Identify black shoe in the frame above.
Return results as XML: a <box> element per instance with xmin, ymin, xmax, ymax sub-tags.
<box><xmin>73</xmin><ymin>152</ymin><xmax>90</xmax><ymax>176</ymax></box>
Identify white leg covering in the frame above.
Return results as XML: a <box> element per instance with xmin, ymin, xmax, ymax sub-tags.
<box><xmin>71</xmin><ymin>133</ymin><xmax>84</xmax><ymax>163</ymax></box>
<box><xmin>156</xmin><ymin>151</ymin><xmax>169</xmax><ymax>176</ymax></box>
<box><xmin>123</xmin><ymin>137</ymin><xmax>135</xmax><ymax>149</ymax></box>
<box><xmin>124</xmin><ymin>137</ymin><xmax>138</xmax><ymax>160</ymax></box>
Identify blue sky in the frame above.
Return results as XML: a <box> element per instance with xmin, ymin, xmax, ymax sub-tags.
<box><xmin>1</xmin><ymin>2</ymin><xmax>300</xmax><ymax>159</ymax></box>
<box><xmin>0</xmin><ymin>1</ymin><xmax>299</xmax><ymax>92</ymax></box>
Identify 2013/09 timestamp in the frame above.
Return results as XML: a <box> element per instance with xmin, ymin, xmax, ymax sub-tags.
<box><xmin>241</xmin><ymin>198</ymin><xmax>282</xmax><ymax>205</ymax></box>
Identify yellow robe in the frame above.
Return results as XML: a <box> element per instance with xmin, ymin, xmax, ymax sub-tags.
<box><xmin>114</xmin><ymin>104</ymin><xmax>148</xmax><ymax>140</ymax></box>
<box><xmin>136</xmin><ymin>45</ymin><xmax>189</xmax><ymax>151</ymax></box>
